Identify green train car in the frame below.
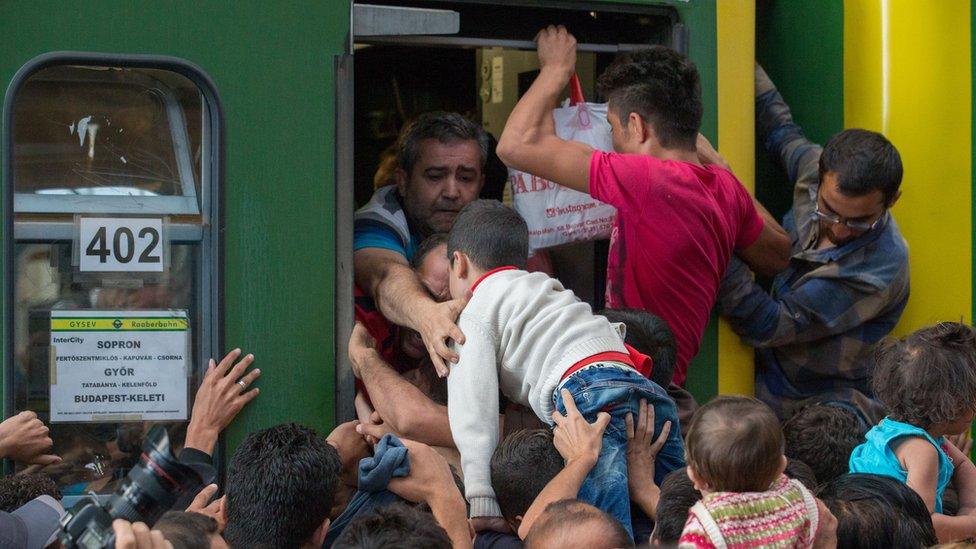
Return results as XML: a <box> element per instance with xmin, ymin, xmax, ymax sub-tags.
<box><xmin>1</xmin><ymin>0</ymin><xmax>972</xmax><ymax>494</ymax></box>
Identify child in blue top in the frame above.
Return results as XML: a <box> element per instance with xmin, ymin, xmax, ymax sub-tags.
<box><xmin>849</xmin><ymin>322</ymin><xmax>976</xmax><ymax>542</ymax></box>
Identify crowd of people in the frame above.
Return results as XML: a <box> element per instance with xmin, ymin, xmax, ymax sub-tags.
<box><xmin>0</xmin><ymin>24</ymin><xmax>970</xmax><ymax>549</ymax></box>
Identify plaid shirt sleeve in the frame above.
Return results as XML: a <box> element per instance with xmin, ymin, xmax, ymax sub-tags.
<box><xmin>755</xmin><ymin>64</ymin><xmax>823</xmax><ymax>199</ymax></box>
<box><xmin>717</xmin><ymin>256</ymin><xmax>901</xmax><ymax>348</ymax></box>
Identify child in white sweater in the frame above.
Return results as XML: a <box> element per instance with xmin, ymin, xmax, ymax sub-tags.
<box><xmin>445</xmin><ymin>200</ymin><xmax>685</xmax><ymax>538</ymax></box>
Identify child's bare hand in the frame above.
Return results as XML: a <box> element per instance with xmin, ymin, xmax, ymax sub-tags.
<box><xmin>626</xmin><ymin>399</ymin><xmax>671</xmax><ymax>497</ymax></box>
<box><xmin>551</xmin><ymin>389</ymin><xmax>609</xmax><ymax>466</ymax></box>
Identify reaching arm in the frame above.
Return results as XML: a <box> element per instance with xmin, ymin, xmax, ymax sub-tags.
<box><xmin>389</xmin><ymin>439</ymin><xmax>474</xmax><ymax>549</ymax></box>
<box><xmin>737</xmin><ymin>198</ymin><xmax>792</xmax><ymax>276</ymax></box>
<box><xmin>755</xmin><ymin>63</ymin><xmax>822</xmax><ymax>189</ymax></box>
<box><xmin>696</xmin><ymin>133</ymin><xmax>791</xmax><ymax>276</ymax></box>
<box><xmin>496</xmin><ymin>25</ymin><xmax>593</xmax><ymax>194</ymax></box>
<box><xmin>355</xmin><ymin>247</ymin><xmax>467</xmax><ymax>375</ymax></box>
<box><xmin>899</xmin><ymin>438</ymin><xmax>976</xmax><ymax>542</ymax></box>
<box><xmin>354</xmin><ymin>349</ymin><xmax>455</xmax><ymax>448</ymax></box>
<box><xmin>518</xmin><ymin>389</ymin><xmax>609</xmax><ymax>539</ymax></box>
<box><xmin>717</xmin><ymin>255</ymin><xmax>906</xmax><ymax>348</ymax></box>
<box><xmin>946</xmin><ymin>441</ymin><xmax>976</xmax><ymax>515</ymax></box>
<box><xmin>447</xmin><ymin>319</ymin><xmax>502</xmax><ymax>519</ymax></box>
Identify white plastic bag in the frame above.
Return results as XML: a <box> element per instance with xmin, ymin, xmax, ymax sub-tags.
<box><xmin>509</xmin><ymin>100</ymin><xmax>617</xmax><ymax>253</ymax></box>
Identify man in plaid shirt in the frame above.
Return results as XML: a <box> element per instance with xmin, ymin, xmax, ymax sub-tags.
<box><xmin>717</xmin><ymin>64</ymin><xmax>909</xmax><ymax>423</ymax></box>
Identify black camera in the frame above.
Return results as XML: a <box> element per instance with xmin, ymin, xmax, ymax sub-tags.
<box><xmin>58</xmin><ymin>425</ymin><xmax>203</xmax><ymax>549</ymax></box>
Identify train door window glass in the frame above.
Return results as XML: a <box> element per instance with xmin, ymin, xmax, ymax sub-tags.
<box><xmin>12</xmin><ymin>65</ymin><xmax>202</xmax><ymax>216</ymax></box>
<box><xmin>5</xmin><ymin>57</ymin><xmax>220</xmax><ymax>501</ymax></box>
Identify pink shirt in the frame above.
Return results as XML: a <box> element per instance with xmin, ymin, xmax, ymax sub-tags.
<box><xmin>590</xmin><ymin>151</ymin><xmax>764</xmax><ymax>385</ymax></box>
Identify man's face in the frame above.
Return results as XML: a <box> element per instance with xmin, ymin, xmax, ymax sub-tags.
<box><xmin>400</xmin><ymin>244</ymin><xmax>450</xmax><ymax>360</ymax></box>
<box><xmin>817</xmin><ymin>171</ymin><xmax>887</xmax><ymax>247</ymax></box>
<box><xmin>607</xmin><ymin>108</ymin><xmax>633</xmax><ymax>154</ymax></box>
<box><xmin>398</xmin><ymin>138</ymin><xmax>484</xmax><ymax>236</ymax></box>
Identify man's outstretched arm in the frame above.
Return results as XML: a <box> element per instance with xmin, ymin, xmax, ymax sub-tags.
<box><xmin>755</xmin><ymin>63</ymin><xmax>822</xmax><ymax>188</ymax></box>
<box><xmin>496</xmin><ymin>25</ymin><xmax>593</xmax><ymax>193</ymax></box>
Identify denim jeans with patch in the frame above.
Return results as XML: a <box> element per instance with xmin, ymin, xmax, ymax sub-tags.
<box><xmin>552</xmin><ymin>364</ymin><xmax>686</xmax><ymax>539</ymax></box>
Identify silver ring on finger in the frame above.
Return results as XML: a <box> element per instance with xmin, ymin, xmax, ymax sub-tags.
<box><xmin>237</xmin><ymin>379</ymin><xmax>248</xmax><ymax>391</ymax></box>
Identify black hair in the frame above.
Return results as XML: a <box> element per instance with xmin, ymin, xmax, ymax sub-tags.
<box><xmin>816</xmin><ymin>473</ymin><xmax>937</xmax><ymax>549</ymax></box>
<box><xmin>819</xmin><ymin>129</ymin><xmax>903</xmax><ymax>206</ymax></box>
<box><xmin>447</xmin><ymin>199</ymin><xmax>528</xmax><ymax>270</ymax></box>
<box><xmin>783</xmin><ymin>403</ymin><xmax>865</xmax><ymax>485</ymax></box>
<box><xmin>398</xmin><ymin>111</ymin><xmax>489</xmax><ymax>177</ymax></box>
<box><xmin>872</xmin><ymin>322</ymin><xmax>976</xmax><ymax>429</ymax></box>
<box><xmin>524</xmin><ymin>499</ymin><xmax>633</xmax><ymax>549</ymax></box>
<box><xmin>409</xmin><ymin>233</ymin><xmax>449</xmax><ymax>270</ymax></box>
<box><xmin>155</xmin><ymin>511</ymin><xmax>219</xmax><ymax>549</ymax></box>
<box><xmin>783</xmin><ymin>458</ymin><xmax>818</xmax><ymax>490</ymax></box>
<box><xmin>599</xmin><ymin>308</ymin><xmax>677</xmax><ymax>388</ymax></box>
<box><xmin>652</xmin><ymin>468</ymin><xmax>702</xmax><ymax>544</ymax></box>
<box><xmin>332</xmin><ymin>503</ymin><xmax>452</xmax><ymax>549</ymax></box>
<box><xmin>0</xmin><ymin>473</ymin><xmax>61</xmax><ymax>512</ymax></box>
<box><xmin>224</xmin><ymin>423</ymin><xmax>341</xmax><ymax>548</ymax></box>
<box><xmin>490</xmin><ymin>429</ymin><xmax>563</xmax><ymax>524</ymax></box>
<box><xmin>596</xmin><ymin>46</ymin><xmax>702</xmax><ymax>150</ymax></box>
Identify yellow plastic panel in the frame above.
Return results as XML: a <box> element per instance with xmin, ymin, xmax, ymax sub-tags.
<box><xmin>716</xmin><ymin>0</ymin><xmax>756</xmax><ymax>396</ymax></box>
<box><xmin>844</xmin><ymin>0</ymin><xmax>972</xmax><ymax>331</ymax></box>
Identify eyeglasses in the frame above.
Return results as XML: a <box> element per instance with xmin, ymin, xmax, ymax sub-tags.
<box><xmin>813</xmin><ymin>203</ymin><xmax>884</xmax><ymax>233</ymax></box>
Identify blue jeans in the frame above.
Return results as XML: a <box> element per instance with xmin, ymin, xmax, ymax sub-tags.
<box><xmin>552</xmin><ymin>364</ymin><xmax>686</xmax><ymax>539</ymax></box>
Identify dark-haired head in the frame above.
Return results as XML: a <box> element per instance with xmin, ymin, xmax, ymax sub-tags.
<box><xmin>491</xmin><ymin>429</ymin><xmax>563</xmax><ymax>530</ymax></box>
<box><xmin>524</xmin><ymin>499</ymin><xmax>633</xmax><ymax>549</ymax></box>
<box><xmin>596</xmin><ymin>46</ymin><xmax>702</xmax><ymax>151</ymax></box>
<box><xmin>0</xmin><ymin>473</ymin><xmax>61</xmax><ymax>512</ymax></box>
<box><xmin>783</xmin><ymin>403</ymin><xmax>865</xmax><ymax>485</ymax></box>
<box><xmin>224</xmin><ymin>423</ymin><xmax>341</xmax><ymax>548</ymax></box>
<box><xmin>397</xmin><ymin>112</ymin><xmax>489</xmax><ymax>178</ymax></box>
<box><xmin>395</xmin><ymin>112</ymin><xmax>488</xmax><ymax>237</ymax></box>
<box><xmin>783</xmin><ymin>458</ymin><xmax>818</xmax><ymax>490</ymax></box>
<box><xmin>685</xmin><ymin>396</ymin><xmax>785</xmax><ymax>492</ymax></box>
<box><xmin>872</xmin><ymin>322</ymin><xmax>976</xmax><ymax>432</ymax></box>
<box><xmin>447</xmin><ymin>200</ymin><xmax>528</xmax><ymax>296</ymax></box>
<box><xmin>599</xmin><ymin>308</ymin><xmax>677</xmax><ymax>388</ymax></box>
<box><xmin>332</xmin><ymin>503</ymin><xmax>452</xmax><ymax>549</ymax></box>
<box><xmin>819</xmin><ymin>129</ymin><xmax>902</xmax><ymax>207</ymax></box>
<box><xmin>817</xmin><ymin>473</ymin><xmax>937</xmax><ymax>549</ymax></box>
<box><xmin>155</xmin><ymin>511</ymin><xmax>224</xmax><ymax>549</ymax></box>
<box><xmin>652</xmin><ymin>468</ymin><xmax>702</xmax><ymax>544</ymax></box>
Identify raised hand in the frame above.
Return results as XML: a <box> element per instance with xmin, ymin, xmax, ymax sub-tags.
<box><xmin>185</xmin><ymin>349</ymin><xmax>261</xmax><ymax>455</ymax></box>
<box><xmin>551</xmin><ymin>389</ymin><xmax>610</xmax><ymax>466</ymax></box>
<box><xmin>0</xmin><ymin>410</ymin><xmax>60</xmax><ymax>465</ymax></box>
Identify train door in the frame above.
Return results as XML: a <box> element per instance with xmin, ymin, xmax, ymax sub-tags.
<box><xmin>337</xmin><ymin>0</ymin><xmax>686</xmax><ymax>419</ymax></box>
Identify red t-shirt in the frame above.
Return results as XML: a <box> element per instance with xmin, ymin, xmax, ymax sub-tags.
<box><xmin>589</xmin><ymin>151</ymin><xmax>764</xmax><ymax>385</ymax></box>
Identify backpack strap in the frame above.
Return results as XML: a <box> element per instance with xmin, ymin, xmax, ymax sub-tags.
<box><xmin>689</xmin><ymin>501</ymin><xmax>727</xmax><ymax>549</ymax></box>
<box><xmin>795</xmin><ymin>481</ymin><xmax>821</xmax><ymax>545</ymax></box>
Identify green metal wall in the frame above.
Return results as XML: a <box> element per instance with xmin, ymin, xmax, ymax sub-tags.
<box><xmin>755</xmin><ymin>0</ymin><xmax>845</xmax><ymax>222</ymax></box>
<box><xmin>1</xmin><ymin>0</ymin><xmax>722</xmax><ymax>464</ymax></box>
<box><xmin>0</xmin><ymin>1</ymin><xmax>350</xmax><ymax>456</ymax></box>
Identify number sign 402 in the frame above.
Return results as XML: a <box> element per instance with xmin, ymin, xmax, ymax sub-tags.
<box><xmin>77</xmin><ymin>217</ymin><xmax>165</xmax><ymax>272</ymax></box>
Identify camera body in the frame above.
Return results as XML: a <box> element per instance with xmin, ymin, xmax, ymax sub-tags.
<box><xmin>59</xmin><ymin>425</ymin><xmax>203</xmax><ymax>549</ymax></box>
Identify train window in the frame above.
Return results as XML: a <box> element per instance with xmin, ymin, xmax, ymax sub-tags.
<box><xmin>4</xmin><ymin>55</ymin><xmax>221</xmax><ymax>503</ymax></box>
<box><xmin>11</xmin><ymin>65</ymin><xmax>202</xmax><ymax>216</ymax></box>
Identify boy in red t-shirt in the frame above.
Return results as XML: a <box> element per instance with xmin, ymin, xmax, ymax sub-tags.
<box><xmin>497</xmin><ymin>26</ymin><xmax>791</xmax><ymax>385</ymax></box>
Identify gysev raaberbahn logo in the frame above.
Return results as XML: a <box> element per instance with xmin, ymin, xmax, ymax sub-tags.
<box><xmin>113</xmin><ymin>319</ymin><xmax>123</xmax><ymax>329</ymax></box>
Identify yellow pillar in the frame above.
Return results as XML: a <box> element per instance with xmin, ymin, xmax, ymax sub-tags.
<box><xmin>716</xmin><ymin>0</ymin><xmax>757</xmax><ymax>396</ymax></box>
<box><xmin>844</xmin><ymin>0</ymin><xmax>972</xmax><ymax>331</ymax></box>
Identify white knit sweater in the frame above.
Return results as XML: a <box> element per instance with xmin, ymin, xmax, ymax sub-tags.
<box><xmin>448</xmin><ymin>269</ymin><xmax>628</xmax><ymax>518</ymax></box>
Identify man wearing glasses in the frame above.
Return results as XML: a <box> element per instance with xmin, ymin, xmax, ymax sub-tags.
<box><xmin>717</xmin><ymin>64</ymin><xmax>907</xmax><ymax>424</ymax></box>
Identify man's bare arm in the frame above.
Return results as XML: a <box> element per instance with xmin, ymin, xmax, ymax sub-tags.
<box><xmin>355</xmin><ymin>247</ymin><xmax>466</xmax><ymax>375</ymax></box>
<box><xmin>353</xmin><ymin>347</ymin><xmax>455</xmax><ymax>448</ymax></box>
<box><xmin>696</xmin><ymin>132</ymin><xmax>791</xmax><ymax>276</ymax></box>
<box><xmin>496</xmin><ymin>26</ymin><xmax>593</xmax><ymax>194</ymax></box>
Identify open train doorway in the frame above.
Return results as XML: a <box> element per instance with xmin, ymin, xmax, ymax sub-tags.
<box><xmin>337</xmin><ymin>0</ymin><xmax>683</xmax><ymax>418</ymax></box>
